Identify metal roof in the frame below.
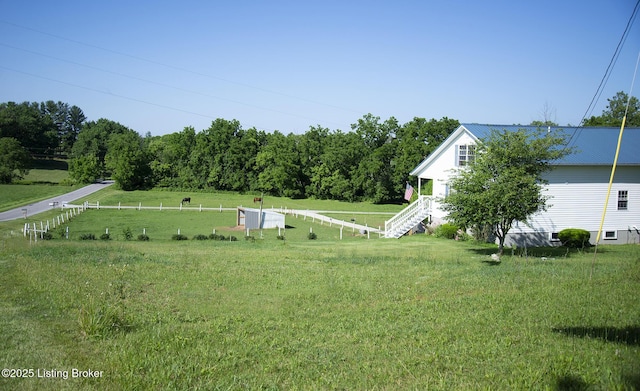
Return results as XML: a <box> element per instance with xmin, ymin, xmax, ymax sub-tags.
<box><xmin>461</xmin><ymin>124</ymin><xmax>640</xmax><ymax>165</ymax></box>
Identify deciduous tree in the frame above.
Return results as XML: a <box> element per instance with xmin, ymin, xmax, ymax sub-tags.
<box><xmin>583</xmin><ymin>91</ymin><xmax>640</xmax><ymax>127</ymax></box>
<box><xmin>0</xmin><ymin>137</ymin><xmax>31</xmax><ymax>183</ymax></box>
<box><xmin>441</xmin><ymin>128</ymin><xmax>572</xmax><ymax>254</ymax></box>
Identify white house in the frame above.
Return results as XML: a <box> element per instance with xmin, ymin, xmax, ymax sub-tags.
<box><xmin>389</xmin><ymin>124</ymin><xmax>640</xmax><ymax>246</ymax></box>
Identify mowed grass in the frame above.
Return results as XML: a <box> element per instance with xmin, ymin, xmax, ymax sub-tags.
<box><xmin>0</xmin><ymin>187</ymin><xmax>639</xmax><ymax>389</ymax></box>
<box><xmin>0</xmin><ymin>184</ymin><xmax>78</xmax><ymax>213</ymax></box>
<box><xmin>0</xmin><ymin>235</ymin><xmax>638</xmax><ymax>390</ymax></box>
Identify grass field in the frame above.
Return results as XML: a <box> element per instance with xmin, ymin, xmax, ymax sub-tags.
<box><xmin>0</xmin><ymin>186</ymin><xmax>638</xmax><ymax>389</ymax></box>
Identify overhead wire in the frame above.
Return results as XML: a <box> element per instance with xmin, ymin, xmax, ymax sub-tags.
<box><xmin>0</xmin><ymin>42</ymin><xmax>346</xmax><ymax>129</ymax></box>
<box><xmin>0</xmin><ymin>19</ymin><xmax>366</xmax><ymax>122</ymax></box>
<box><xmin>563</xmin><ymin>0</ymin><xmax>640</xmax><ymax>151</ymax></box>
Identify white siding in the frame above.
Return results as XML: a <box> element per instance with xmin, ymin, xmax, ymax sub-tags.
<box><xmin>511</xmin><ymin>165</ymin><xmax>640</xmax><ymax>235</ymax></box>
<box><xmin>419</xmin><ymin>131</ymin><xmax>477</xmax><ymax>220</ymax></box>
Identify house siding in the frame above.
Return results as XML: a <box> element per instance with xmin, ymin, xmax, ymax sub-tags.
<box><xmin>419</xmin><ymin>131</ymin><xmax>477</xmax><ymax>222</ymax></box>
<box><xmin>507</xmin><ymin>165</ymin><xmax>640</xmax><ymax>246</ymax></box>
<box><xmin>407</xmin><ymin>124</ymin><xmax>640</xmax><ymax>245</ymax></box>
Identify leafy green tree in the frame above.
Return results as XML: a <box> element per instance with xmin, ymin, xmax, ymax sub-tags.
<box><xmin>0</xmin><ymin>137</ymin><xmax>32</xmax><ymax>183</ymax></box>
<box><xmin>69</xmin><ymin>155</ymin><xmax>101</xmax><ymax>184</ymax></box>
<box><xmin>70</xmin><ymin>118</ymin><xmax>130</xmax><ymax>180</ymax></box>
<box><xmin>105</xmin><ymin>130</ymin><xmax>152</xmax><ymax>190</ymax></box>
<box><xmin>0</xmin><ymin>101</ymin><xmax>58</xmax><ymax>156</ymax></box>
<box><xmin>148</xmin><ymin>127</ymin><xmax>196</xmax><ymax>188</ymax></box>
<box><xmin>255</xmin><ymin>131</ymin><xmax>304</xmax><ymax>198</ymax></box>
<box><xmin>308</xmin><ymin>130</ymin><xmax>364</xmax><ymax>201</ymax></box>
<box><xmin>441</xmin><ymin>128</ymin><xmax>572</xmax><ymax>254</ymax></box>
<box><xmin>583</xmin><ymin>91</ymin><xmax>640</xmax><ymax>127</ymax></box>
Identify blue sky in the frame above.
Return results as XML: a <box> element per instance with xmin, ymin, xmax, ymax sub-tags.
<box><xmin>1</xmin><ymin>0</ymin><xmax>639</xmax><ymax>136</ymax></box>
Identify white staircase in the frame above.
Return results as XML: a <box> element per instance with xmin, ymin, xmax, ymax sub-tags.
<box><xmin>384</xmin><ymin>196</ymin><xmax>432</xmax><ymax>238</ymax></box>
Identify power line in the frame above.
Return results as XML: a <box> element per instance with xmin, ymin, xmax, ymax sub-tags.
<box><xmin>565</xmin><ymin>0</ymin><xmax>640</xmax><ymax>150</ymax></box>
<box><xmin>0</xmin><ymin>42</ymin><xmax>346</xmax><ymax>129</ymax></box>
<box><xmin>0</xmin><ymin>20</ymin><xmax>365</xmax><ymax>117</ymax></box>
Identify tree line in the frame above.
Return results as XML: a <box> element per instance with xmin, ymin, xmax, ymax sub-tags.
<box><xmin>1</xmin><ymin>91</ymin><xmax>638</xmax><ymax>202</ymax></box>
<box><xmin>70</xmin><ymin>115</ymin><xmax>460</xmax><ymax>203</ymax></box>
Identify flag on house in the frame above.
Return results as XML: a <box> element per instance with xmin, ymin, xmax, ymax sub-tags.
<box><xmin>404</xmin><ymin>182</ymin><xmax>414</xmax><ymax>201</ymax></box>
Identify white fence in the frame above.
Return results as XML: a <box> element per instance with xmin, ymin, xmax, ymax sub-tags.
<box><xmin>23</xmin><ymin>204</ymin><xmax>85</xmax><ymax>242</ymax></box>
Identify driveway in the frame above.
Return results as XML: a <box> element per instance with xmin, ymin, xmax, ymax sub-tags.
<box><xmin>0</xmin><ymin>181</ymin><xmax>114</xmax><ymax>222</ymax></box>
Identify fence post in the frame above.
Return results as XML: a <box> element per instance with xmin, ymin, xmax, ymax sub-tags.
<box><xmin>138</xmin><ymin>202</ymin><xmax>141</xmax><ymax>211</ymax></box>
<box><xmin>160</xmin><ymin>202</ymin><xmax>162</xmax><ymax>211</ymax></box>
<box><xmin>199</xmin><ymin>204</ymin><xmax>202</xmax><ymax>212</ymax></box>
<box><xmin>97</xmin><ymin>201</ymin><xmax>100</xmax><ymax>210</ymax></box>
<box><xmin>65</xmin><ymin>226</ymin><xmax>69</xmax><ymax>239</ymax></box>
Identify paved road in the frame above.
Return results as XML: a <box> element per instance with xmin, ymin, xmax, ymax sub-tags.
<box><xmin>0</xmin><ymin>181</ymin><xmax>114</xmax><ymax>222</ymax></box>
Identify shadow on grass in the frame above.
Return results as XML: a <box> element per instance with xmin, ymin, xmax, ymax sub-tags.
<box><xmin>481</xmin><ymin>260</ymin><xmax>502</xmax><ymax>266</ymax></box>
<box><xmin>552</xmin><ymin>325</ymin><xmax>640</xmax><ymax>346</ymax></box>
<box><xmin>555</xmin><ymin>374</ymin><xmax>588</xmax><ymax>391</ymax></box>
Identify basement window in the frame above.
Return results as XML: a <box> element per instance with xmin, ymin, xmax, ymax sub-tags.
<box><xmin>550</xmin><ymin>232</ymin><xmax>560</xmax><ymax>242</ymax></box>
<box><xmin>604</xmin><ymin>231</ymin><xmax>617</xmax><ymax>240</ymax></box>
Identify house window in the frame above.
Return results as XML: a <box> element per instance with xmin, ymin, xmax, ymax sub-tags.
<box><xmin>617</xmin><ymin>191</ymin><xmax>628</xmax><ymax>210</ymax></box>
<box><xmin>550</xmin><ymin>232</ymin><xmax>560</xmax><ymax>241</ymax></box>
<box><xmin>604</xmin><ymin>231</ymin><xmax>617</xmax><ymax>240</ymax></box>
<box><xmin>458</xmin><ymin>145</ymin><xmax>475</xmax><ymax>166</ymax></box>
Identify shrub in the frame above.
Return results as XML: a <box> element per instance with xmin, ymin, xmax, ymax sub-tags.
<box><xmin>245</xmin><ymin>235</ymin><xmax>255</xmax><ymax>242</ymax></box>
<box><xmin>122</xmin><ymin>227</ymin><xmax>133</xmax><ymax>241</ymax></box>
<box><xmin>277</xmin><ymin>235</ymin><xmax>285</xmax><ymax>240</ymax></box>
<box><xmin>137</xmin><ymin>234</ymin><xmax>150</xmax><ymax>241</ymax></box>
<box><xmin>55</xmin><ymin>226</ymin><xmax>67</xmax><ymax>239</ymax></box>
<box><xmin>209</xmin><ymin>233</ymin><xmax>226</xmax><ymax>241</ymax></box>
<box><xmin>307</xmin><ymin>232</ymin><xmax>317</xmax><ymax>240</ymax></box>
<box><xmin>100</xmin><ymin>233</ymin><xmax>111</xmax><ymax>240</ymax></box>
<box><xmin>79</xmin><ymin>233</ymin><xmax>96</xmax><ymax>240</ymax></box>
<box><xmin>41</xmin><ymin>232</ymin><xmax>53</xmax><ymax>240</ymax></box>
<box><xmin>558</xmin><ymin>228</ymin><xmax>591</xmax><ymax>248</ymax></box>
<box><xmin>433</xmin><ymin>223</ymin><xmax>459</xmax><ymax>239</ymax></box>
<box><xmin>171</xmin><ymin>234</ymin><xmax>188</xmax><ymax>241</ymax></box>
<box><xmin>229</xmin><ymin>236</ymin><xmax>238</xmax><ymax>241</ymax></box>
<box><xmin>192</xmin><ymin>234</ymin><xmax>209</xmax><ymax>241</ymax></box>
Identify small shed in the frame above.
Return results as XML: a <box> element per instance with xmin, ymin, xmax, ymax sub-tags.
<box><xmin>236</xmin><ymin>207</ymin><xmax>285</xmax><ymax>230</ymax></box>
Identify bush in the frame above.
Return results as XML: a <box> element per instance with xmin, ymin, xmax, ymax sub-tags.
<box><xmin>307</xmin><ymin>232</ymin><xmax>317</xmax><ymax>240</ymax></box>
<box><xmin>229</xmin><ymin>236</ymin><xmax>238</xmax><ymax>241</ymax></box>
<box><xmin>433</xmin><ymin>223</ymin><xmax>459</xmax><ymax>239</ymax></box>
<box><xmin>171</xmin><ymin>234</ymin><xmax>188</xmax><ymax>241</ymax></box>
<box><xmin>558</xmin><ymin>228</ymin><xmax>591</xmax><ymax>248</ymax></box>
<box><xmin>79</xmin><ymin>233</ymin><xmax>96</xmax><ymax>240</ymax></box>
<box><xmin>277</xmin><ymin>235</ymin><xmax>285</xmax><ymax>240</ymax></box>
<box><xmin>245</xmin><ymin>235</ymin><xmax>255</xmax><ymax>242</ymax></box>
<box><xmin>137</xmin><ymin>234</ymin><xmax>150</xmax><ymax>241</ymax></box>
<box><xmin>122</xmin><ymin>227</ymin><xmax>133</xmax><ymax>241</ymax></box>
<box><xmin>209</xmin><ymin>233</ymin><xmax>226</xmax><ymax>241</ymax></box>
<box><xmin>100</xmin><ymin>233</ymin><xmax>111</xmax><ymax>240</ymax></box>
<box><xmin>41</xmin><ymin>232</ymin><xmax>53</xmax><ymax>240</ymax></box>
<box><xmin>192</xmin><ymin>234</ymin><xmax>209</xmax><ymax>241</ymax></box>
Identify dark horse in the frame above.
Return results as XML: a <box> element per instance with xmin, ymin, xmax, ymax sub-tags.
<box><xmin>181</xmin><ymin>197</ymin><xmax>191</xmax><ymax>205</ymax></box>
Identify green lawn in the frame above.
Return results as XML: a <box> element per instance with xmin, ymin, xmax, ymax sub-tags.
<box><xmin>0</xmin><ymin>184</ymin><xmax>78</xmax><ymax>213</ymax></box>
<box><xmin>0</xmin><ymin>187</ymin><xmax>638</xmax><ymax>389</ymax></box>
<box><xmin>0</xmin><ymin>234</ymin><xmax>638</xmax><ymax>390</ymax></box>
